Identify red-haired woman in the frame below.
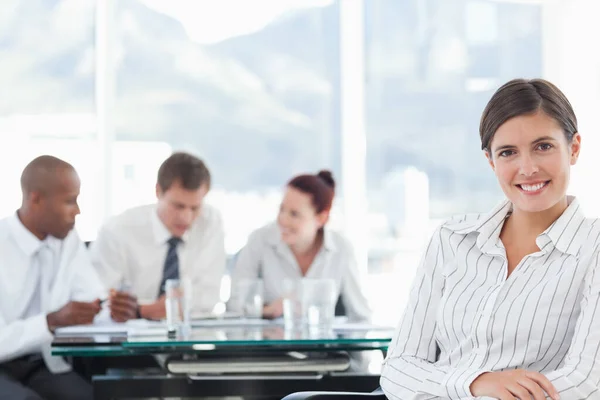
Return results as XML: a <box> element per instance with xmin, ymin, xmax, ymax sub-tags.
<box><xmin>229</xmin><ymin>170</ymin><xmax>371</xmax><ymax>322</ymax></box>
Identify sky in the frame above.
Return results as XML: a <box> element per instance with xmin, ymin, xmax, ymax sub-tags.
<box><xmin>139</xmin><ymin>0</ymin><xmax>333</xmax><ymax>44</ymax></box>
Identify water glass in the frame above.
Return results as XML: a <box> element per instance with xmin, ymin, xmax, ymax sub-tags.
<box><xmin>165</xmin><ymin>278</ymin><xmax>191</xmax><ymax>336</ymax></box>
<box><xmin>301</xmin><ymin>279</ymin><xmax>337</xmax><ymax>327</ymax></box>
<box><xmin>237</xmin><ymin>279</ymin><xmax>264</xmax><ymax>318</ymax></box>
<box><xmin>117</xmin><ymin>280</ymin><xmax>132</xmax><ymax>294</ymax></box>
<box><xmin>282</xmin><ymin>278</ymin><xmax>337</xmax><ymax>328</ymax></box>
<box><xmin>282</xmin><ymin>279</ymin><xmax>303</xmax><ymax>328</ymax></box>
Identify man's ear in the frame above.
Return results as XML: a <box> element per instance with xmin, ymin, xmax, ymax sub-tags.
<box><xmin>485</xmin><ymin>150</ymin><xmax>495</xmax><ymax>172</ymax></box>
<box><xmin>29</xmin><ymin>191</ymin><xmax>42</xmax><ymax>206</ymax></box>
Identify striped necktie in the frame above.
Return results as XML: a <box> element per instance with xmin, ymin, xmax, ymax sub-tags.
<box><xmin>158</xmin><ymin>237</ymin><xmax>181</xmax><ymax>297</ymax></box>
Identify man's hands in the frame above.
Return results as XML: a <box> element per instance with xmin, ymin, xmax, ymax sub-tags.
<box><xmin>138</xmin><ymin>295</ymin><xmax>166</xmax><ymax>320</ymax></box>
<box><xmin>46</xmin><ymin>291</ymin><xmax>164</xmax><ymax>331</ymax></box>
<box><xmin>46</xmin><ymin>300</ymin><xmax>101</xmax><ymax>332</ymax></box>
<box><xmin>470</xmin><ymin>370</ymin><xmax>560</xmax><ymax>400</ymax></box>
<box><xmin>109</xmin><ymin>289</ymin><xmax>139</xmax><ymax>322</ymax></box>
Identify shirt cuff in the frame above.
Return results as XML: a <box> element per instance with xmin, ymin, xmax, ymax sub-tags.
<box><xmin>35</xmin><ymin>314</ymin><xmax>54</xmax><ymax>342</ymax></box>
<box><xmin>442</xmin><ymin>367</ymin><xmax>489</xmax><ymax>399</ymax></box>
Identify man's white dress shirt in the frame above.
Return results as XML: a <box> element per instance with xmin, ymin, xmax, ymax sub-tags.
<box><xmin>0</xmin><ymin>213</ymin><xmax>106</xmax><ymax>373</ymax></box>
<box><xmin>90</xmin><ymin>204</ymin><xmax>226</xmax><ymax>315</ymax></box>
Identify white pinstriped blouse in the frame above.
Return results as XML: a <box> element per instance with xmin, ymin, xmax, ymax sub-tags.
<box><xmin>381</xmin><ymin>197</ymin><xmax>600</xmax><ymax>400</ymax></box>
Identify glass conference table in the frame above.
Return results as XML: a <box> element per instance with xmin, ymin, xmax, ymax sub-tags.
<box><xmin>52</xmin><ymin>319</ymin><xmax>393</xmax><ymax>400</ymax></box>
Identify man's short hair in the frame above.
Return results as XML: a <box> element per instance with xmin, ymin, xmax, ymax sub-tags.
<box><xmin>157</xmin><ymin>152</ymin><xmax>211</xmax><ymax>192</ymax></box>
<box><xmin>21</xmin><ymin>155</ymin><xmax>75</xmax><ymax>196</ymax></box>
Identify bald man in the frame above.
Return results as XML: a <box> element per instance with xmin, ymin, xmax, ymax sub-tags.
<box><xmin>0</xmin><ymin>155</ymin><xmax>106</xmax><ymax>400</ymax></box>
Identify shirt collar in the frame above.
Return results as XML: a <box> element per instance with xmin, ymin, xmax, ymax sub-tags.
<box><xmin>7</xmin><ymin>211</ymin><xmax>60</xmax><ymax>256</ymax></box>
<box><xmin>541</xmin><ymin>197</ymin><xmax>586</xmax><ymax>256</ymax></box>
<box><xmin>150</xmin><ymin>206</ymin><xmax>190</xmax><ymax>245</ymax></box>
<box><xmin>446</xmin><ymin>196</ymin><xmax>586</xmax><ymax>256</ymax></box>
<box><xmin>322</xmin><ymin>228</ymin><xmax>337</xmax><ymax>252</ymax></box>
<box><xmin>445</xmin><ymin>199</ymin><xmax>511</xmax><ymax>254</ymax></box>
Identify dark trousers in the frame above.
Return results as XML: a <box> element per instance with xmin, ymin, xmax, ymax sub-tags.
<box><xmin>0</xmin><ymin>354</ymin><xmax>92</xmax><ymax>400</ymax></box>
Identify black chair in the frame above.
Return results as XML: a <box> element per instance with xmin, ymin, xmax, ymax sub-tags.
<box><xmin>226</xmin><ymin>249</ymin><xmax>241</xmax><ymax>275</ymax></box>
<box><xmin>334</xmin><ymin>294</ymin><xmax>346</xmax><ymax>316</ymax></box>
<box><xmin>282</xmin><ymin>387</ymin><xmax>386</xmax><ymax>399</ymax></box>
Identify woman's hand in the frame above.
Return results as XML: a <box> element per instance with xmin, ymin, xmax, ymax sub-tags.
<box><xmin>470</xmin><ymin>370</ymin><xmax>559</xmax><ymax>400</ymax></box>
<box><xmin>262</xmin><ymin>298</ymin><xmax>284</xmax><ymax>319</ymax></box>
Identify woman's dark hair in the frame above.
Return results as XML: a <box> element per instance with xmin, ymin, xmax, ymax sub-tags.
<box><xmin>157</xmin><ymin>152</ymin><xmax>211</xmax><ymax>192</ymax></box>
<box><xmin>287</xmin><ymin>170</ymin><xmax>335</xmax><ymax>214</ymax></box>
<box><xmin>480</xmin><ymin>78</ymin><xmax>578</xmax><ymax>151</ymax></box>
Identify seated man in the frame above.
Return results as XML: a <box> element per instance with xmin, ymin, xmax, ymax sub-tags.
<box><xmin>90</xmin><ymin>152</ymin><xmax>226</xmax><ymax>321</ymax></box>
<box><xmin>0</xmin><ymin>155</ymin><xmax>106</xmax><ymax>400</ymax></box>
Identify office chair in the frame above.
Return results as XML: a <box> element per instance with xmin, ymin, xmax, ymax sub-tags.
<box><xmin>334</xmin><ymin>294</ymin><xmax>346</xmax><ymax>316</ymax></box>
<box><xmin>282</xmin><ymin>387</ymin><xmax>386</xmax><ymax>399</ymax></box>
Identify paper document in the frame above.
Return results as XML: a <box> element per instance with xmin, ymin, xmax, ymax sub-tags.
<box><xmin>332</xmin><ymin>322</ymin><xmax>395</xmax><ymax>332</ymax></box>
<box><xmin>191</xmin><ymin>317</ymin><xmax>273</xmax><ymax>328</ymax></box>
<box><xmin>54</xmin><ymin>319</ymin><xmax>164</xmax><ymax>336</ymax></box>
<box><xmin>193</xmin><ymin>311</ymin><xmax>243</xmax><ymax>320</ymax></box>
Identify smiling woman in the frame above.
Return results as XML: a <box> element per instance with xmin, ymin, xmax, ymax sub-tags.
<box><xmin>380</xmin><ymin>79</ymin><xmax>600</xmax><ymax>400</ymax></box>
<box><xmin>486</xmin><ymin>112</ymin><xmax>580</xmax><ymax>214</ymax></box>
<box><xmin>481</xmin><ymin>79</ymin><xmax>580</xmax><ymax>217</ymax></box>
<box><xmin>228</xmin><ymin>170</ymin><xmax>371</xmax><ymax>323</ymax></box>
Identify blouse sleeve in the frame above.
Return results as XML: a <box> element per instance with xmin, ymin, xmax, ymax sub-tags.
<box><xmin>542</xmin><ymin>249</ymin><xmax>600</xmax><ymax>399</ymax></box>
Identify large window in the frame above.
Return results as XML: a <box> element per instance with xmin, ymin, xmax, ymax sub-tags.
<box><xmin>4</xmin><ymin>0</ymin><xmax>600</xmax><ymax>326</ymax></box>
<box><xmin>364</xmin><ymin>0</ymin><xmax>544</xmax><ymax>322</ymax></box>
<box><xmin>0</xmin><ymin>0</ymin><xmax>99</xmax><ymax>238</ymax></box>
<box><xmin>112</xmin><ymin>0</ymin><xmax>342</xmax><ymax>253</ymax></box>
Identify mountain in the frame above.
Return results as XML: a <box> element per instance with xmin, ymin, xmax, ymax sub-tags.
<box><xmin>0</xmin><ymin>0</ymin><xmax>95</xmax><ymax>114</ymax></box>
<box><xmin>0</xmin><ymin>0</ymin><xmax>544</xmax><ymax>215</ymax></box>
<box><xmin>113</xmin><ymin>0</ymin><xmax>340</xmax><ymax>190</ymax></box>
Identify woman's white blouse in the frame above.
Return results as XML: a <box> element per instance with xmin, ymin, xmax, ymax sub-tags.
<box><xmin>228</xmin><ymin>222</ymin><xmax>371</xmax><ymax>322</ymax></box>
<box><xmin>381</xmin><ymin>197</ymin><xmax>600</xmax><ymax>400</ymax></box>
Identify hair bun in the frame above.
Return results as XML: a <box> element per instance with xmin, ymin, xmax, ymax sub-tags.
<box><xmin>317</xmin><ymin>170</ymin><xmax>335</xmax><ymax>189</ymax></box>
